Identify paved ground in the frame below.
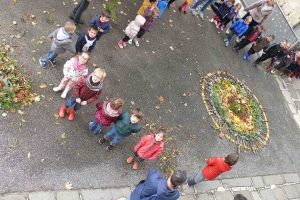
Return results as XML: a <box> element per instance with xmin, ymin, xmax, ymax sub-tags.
<box><xmin>1</xmin><ymin>0</ymin><xmax>300</xmax><ymax>195</ymax></box>
<box><xmin>1</xmin><ymin>173</ymin><xmax>300</xmax><ymax>199</ymax></box>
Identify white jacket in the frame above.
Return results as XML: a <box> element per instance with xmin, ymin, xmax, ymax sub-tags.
<box><xmin>63</xmin><ymin>58</ymin><xmax>88</xmax><ymax>81</ymax></box>
<box><xmin>125</xmin><ymin>15</ymin><xmax>146</xmax><ymax>39</ymax></box>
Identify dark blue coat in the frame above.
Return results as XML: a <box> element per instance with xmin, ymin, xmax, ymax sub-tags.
<box><xmin>75</xmin><ymin>31</ymin><xmax>96</xmax><ymax>53</ymax></box>
<box><xmin>89</xmin><ymin>15</ymin><xmax>110</xmax><ymax>39</ymax></box>
<box><xmin>130</xmin><ymin>169</ymin><xmax>180</xmax><ymax>200</ymax></box>
<box><xmin>218</xmin><ymin>1</ymin><xmax>233</xmax><ymax>17</ymax></box>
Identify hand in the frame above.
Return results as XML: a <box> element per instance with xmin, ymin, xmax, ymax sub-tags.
<box><xmin>262</xmin><ymin>52</ymin><xmax>266</xmax><ymax>54</ymax></box>
<box><xmin>47</xmin><ymin>37</ymin><xmax>51</xmax><ymax>41</ymax></box>
<box><xmin>241</xmin><ymin>36</ymin><xmax>245</xmax><ymax>39</ymax></box>
<box><xmin>76</xmin><ymin>98</ymin><xmax>81</xmax><ymax>103</ymax></box>
<box><xmin>150</xmin><ymin>4</ymin><xmax>156</xmax><ymax>10</ymax></box>
<box><xmin>287</xmin><ymin>55</ymin><xmax>290</xmax><ymax>58</ymax></box>
<box><xmin>99</xmin><ymin>28</ymin><xmax>104</xmax><ymax>33</ymax></box>
<box><xmin>81</xmin><ymin>101</ymin><xmax>87</xmax><ymax>105</ymax></box>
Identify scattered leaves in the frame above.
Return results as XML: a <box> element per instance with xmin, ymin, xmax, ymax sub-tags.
<box><xmin>39</xmin><ymin>83</ymin><xmax>47</xmax><ymax>88</ymax></box>
<box><xmin>158</xmin><ymin>96</ymin><xmax>164</xmax><ymax>103</ymax></box>
<box><xmin>53</xmin><ymin>113</ymin><xmax>60</xmax><ymax>119</ymax></box>
<box><xmin>27</xmin><ymin>152</ymin><xmax>31</xmax><ymax>158</ymax></box>
<box><xmin>65</xmin><ymin>182</ymin><xmax>73</xmax><ymax>190</ymax></box>
<box><xmin>61</xmin><ymin>133</ymin><xmax>66</xmax><ymax>139</ymax></box>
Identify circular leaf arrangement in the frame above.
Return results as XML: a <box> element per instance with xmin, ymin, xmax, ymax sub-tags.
<box><xmin>202</xmin><ymin>71</ymin><xmax>269</xmax><ymax>153</ymax></box>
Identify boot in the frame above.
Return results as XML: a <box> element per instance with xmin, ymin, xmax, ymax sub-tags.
<box><xmin>61</xmin><ymin>87</ymin><xmax>70</xmax><ymax>98</ymax></box>
<box><xmin>133</xmin><ymin>38</ymin><xmax>139</xmax><ymax>47</ymax></box>
<box><xmin>68</xmin><ymin>109</ymin><xmax>76</xmax><ymax>121</ymax></box>
<box><xmin>215</xmin><ymin>22</ymin><xmax>221</xmax><ymax>29</ymax></box>
<box><xmin>127</xmin><ymin>156</ymin><xmax>135</xmax><ymax>164</ymax></box>
<box><xmin>59</xmin><ymin>105</ymin><xmax>67</xmax><ymax>118</ymax></box>
<box><xmin>183</xmin><ymin>11</ymin><xmax>188</xmax><ymax>14</ymax></box>
<box><xmin>133</xmin><ymin>162</ymin><xmax>139</xmax><ymax>170</ymax></box>
<box><xmin>186</xmin><ymin>178</ymin><xmax>197</xmax><ymax>186</ymax></box>
<box><xmin>53</xmin><ymin>84</ymin><xmax>64</xmax><ymax>92</ymax></box>
<box><xmin>243</xmin><ymin>53</ymin><xmax>249</xmax><ymax>60</ymax></box>
<box><xmin>118</xmin><ymin>39</ymin><xmax>124</xmax><ymax>49</ymax></box>
<box><xmin>220</xmin><ymin>24</ymin><xmax>225</xmax><ymax>31</ymax></box>
<box><xmin>178</xmin><ymin>6</ymin><xmax>182</xmax><ymax>12</ymax></box>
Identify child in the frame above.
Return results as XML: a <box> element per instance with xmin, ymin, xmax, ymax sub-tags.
<box><xmin>117</xmin><ymin>15</ymin><xmax>146</xmax><ymax>49</ymax></box>
<box><xmin>127</xmin><ymin>128</ymin><xmax>166</xmax><ymax>170</ymax></box>
<box><xmin>178</xmin><ymin>0</ymin><xmax>193</xmax><ymax>14</ymax></box>
<box><xmin>233</xmin><ymin>25</ymin><xmax>266</xmax><ymax>53</ymax></box>
<box><xmin>89</xmin><ymin>10</ymin><xmax>111</xmax><ymax>41</ymax></box>
<box><xmin>89</xmin><ymin>97</ymin><xmax>124</xmax><ymax>134</ymax></box>
<box><xmin>129</xmin><ymin>6</ymin><xmax>160</xmax><ymax>47</ymax></box>
<box><xmin>210</xmin><ymin>0</ymin><xmax>235</xmax><ymax>24</ymax></box>
<box><xmin>53</xmin><ymin>52</ymin><xmax>89</xmax><ymax>98</ymax></box>
<box><xmin>39</xmin><ymin>22</ymin><xmax>76</xmax><ymax>69</ymax></box>
<box><xmin>243</xmin><ymin>35</ymin><xmax>274</xmax><ymax>60</ymax></box>
<box><xmin>187</xmin><ymin>153</ymin><xmax>239</xmax><ymax>186</ymax></box>
<box><xmin>75</xmin><ymin>25</ymin><xmax>98</xmax><ymax>53</ymax></box>
<box><xmin>287</xmin><ymin>59</ymin><xmax>300</xmax><ymax>81</ymax></box>
<box><xmin>268</xmin><ymin>42</ymin><xmax>291</xmax><ymax>71</ymax></box>
<box><xmin>138</xmin><ymin>0</ymin><xmax>158</xmax><ymax>16</ymax></box>
<box><xmin>252</xmin><ymin>39</ymin><xmax>288</xmax><ymax>67</ymax></box>
<box><xmin>224</xmin><ymin>16</ymin><xmax>252</xmax><ymax>47</ymax></box>
<box><xmin>270</xmin><ymin>50</ymin><xmax>300</xmax><ymax>73</ymax></box>
<box><xmin>221</xmin><ymin>3</ymin><xmax>241</xmax><ymax>32</ymax></box>
<box><xmin>59</xmin><ymin>68</ymin><xmax>106</xmax><ymax>121</ymax></box>
<box><xmin>99</xmin><ymin>108</ymin><xmax>144</xmax><ymax>152</ymax></box>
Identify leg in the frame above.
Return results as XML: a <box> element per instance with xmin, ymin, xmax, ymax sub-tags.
<box><xmin>274</xmin><ymin>60</ymin><xmax>286</xmax><ymax>71</ymax></box>
<box><xmin>105</xmin><ymin>126</ymin><xmax>118</xmax><ymax>140</ymax></box>
<box><xmin>61</xmin><ymin>79</ymin><xmax>75</xmax><ymax>98</ymax></box>
<box><xmin>234</xmin><ymin>39</ymin><xmax>250</xmax><ymax>51</ymax></box>
<box><xmin>96</xmin><ymin>32</ymin><xmax>103</xmax><ymax>41</ymax></box>
<box><xmin>255</xmin><ymin>54</ymin><xmax>271</xmax><ymax>63</ymax></box>
<box><xmin>73</xmin><ymin>0</ymin><xmax>90</xmax><ymax>24</ymax></box>
<box><xmin>136</xmin><ymin>29</ymin><xmax>146</xmax><ymax>39</ymax></box>
<box><xmin>192</xmin><ymin>0</ymin><xmax>207</xmax><ymax>9</ymax></box>
<box><xmin>168</xmin><ymin>0</ymin><xmax>176</xmax><ymax>6</ymax></box>
<box><xmin>122</xmin><ymin>35</ymin><xmax>130</xmax><ymax>43</ymax></box>
<box><xmin>247</xmin><ymin>47</ymin><xmax>255</xmax><ymax>55</ymax></box>
<box><xmin>200</xmin><ymin>0</ymin><xmax>216</xmax><ymax>12</ymax></box>
<box><xmin>110</xmin><ymin>132</ymin><xmax>125</xmax><ymax>145</ymax></box>
<box><xmin>290</xmin><ymin>71</ymin><xmax>300</xmax><ymax>78</ymax></box>
<box><xmin>133</xmin><ymin>156</ymin><xmax>145</xmax><ymax>169</ymax></box>
<box><xmin>41</xmin><ymin>51</ymin><xmax>57</xmax><ymax>62</ymax></box>
<box><xmin>53</xmin><ymin>77</ymin><xmax>69</xmax><ymax>92</ymax></box>
<box><xmin>89</xmin><ymin>119</ymin><xmax>99</xmax><ymax>131</ymax></box>
<box><xmin>65</xmin><ymin>96</ymin><xmax>77</xmax><ymax>108</ymax></box>
<box><xmin>94</xmin><ymin>123</ymin><xmax>104</xmax><ymax>134</ymax></box>
<box><xmin>227</xmin><ymin>32</ymin><xmax>238</xmax><ymax>43</ymax></box>
<box><xmin>187</xmin><ymin>171</ymin><xmax>205</xmax><ymax>186</ymax></box>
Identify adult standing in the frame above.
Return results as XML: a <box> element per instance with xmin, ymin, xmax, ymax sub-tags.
<box><xmin>243</xmin><ymin>0</ymin><xmax>276</xmax><ymax>29</ymax></box>
<box><xmin>127</xmin><ymin>169</ymin><xmax>186</xmax><ymax>200</ymax></box>
<box><xmin>190</xmin><ymin>0</ymin><xmax>217</xmax><ymax>19</ymax></box>
<box><xmin>69</xmin><ymin>0</ymin><xmax>92</xmax><ymax>25</ymax></box>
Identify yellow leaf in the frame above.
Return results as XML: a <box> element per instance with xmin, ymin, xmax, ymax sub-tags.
<box><xmin>53</xmin><ymin>113</ymin><xmax>60</xmax><ymax>119</ymax></box>
<box><xmin>13</xmin><ymin>0</ymin><xmax>17</xmax><ymax>3</ymax></box>
<box><xmin>31</xmin><ymin>21</ymin><xmax>36</xmax><ymax>26</ymax></box>
<box><xmin>34</xmin><ymin>96</ymin><xmax>41</xmax><ymax>102</ymax></box>
<box><xmin>41</xmin><ymin>159</ymin><xmax>44</xmax><ymax>162</ymax></box>
<box><xmin>28</xmin><ymin>152</ymin><xmax>31</xmax><ymax>158</ymax></box>
<box><xmin>115</xmin><ymin>46</ymin><xmax>119</xmax><ymax>51</ymax></box>
<box><xmin>170</xmin><ymin>24</ymin><xmax>173</xmax><ymax>27</ymax></box>
<box><xmin>158</xmin><ymin>96</ymin><xmax>165</xmax><ymax>103</ymax></box>
<box><xmin>92</xmin><ymin>63</ymin><xmax>97</xmax><ymax>67</ymax></box>
<box><xmin>131</xmin><ymin>101</ymin><xmax>135</xmax><ymax>105</ymax></box>
<box><xmin>65</xmin><ymin>182</ymin><xmax>73</xmax><ymax>190</ymax></box>
<box><xmin>32</xmin><ymin>57</ymin><xmax>36</xmax><ymax>62</ymax></box>
<box><xmin>55</xmin><ymin>122</ymin><xmax>60</xmax><ymax>124</ymax></box>
<box><xmin>40</xmin><ymin>83</ymin><xmax>47</xmax><ymax>88</ymax></box>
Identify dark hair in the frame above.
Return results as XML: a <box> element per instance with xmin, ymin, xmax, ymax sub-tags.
<box><xmin>102</xmin><ymin>10</ymin><xmax>111</xmax><ymax>18</ymax></box>
<box><xmin>149</xmin><ymin>0</ymin><xmax>157</xmax><ymax>3</ymax></box>
<box><xmin>224</xmin><ymin>153</ymin><xmax>239</xmax><ymax>166</ymax></box>
<box><xmin>268</xmin><ymin>35</ymin><xmax>275</xmax><ymax>40</ymax></box>
<box><xmin>156</xmin><ymin>128</ymin><xmax>167</xmax><ymax>140</ymax></box>
<box><xmin>131</xmin><ymin>108</ymin><xmax>144</xmax><ymax>121</ymax></box>
<box><xmin>89</xmin><ymin>25</ymin><xmax>98</xmax><ymax>32</ymax></box>
<box><xmin>170</xmin><ymin>170</ymin><xmax>187</xmax><ymax>186</ymax></box>
<box><xmin>110</xmin><ymin>98</ymin><xmax>124</xmax><ymax>110</ymax></box>
<box><xmin>234</xmin><ymin>194</ymin><xmax>247</xmax><ymax>200</ymax></box>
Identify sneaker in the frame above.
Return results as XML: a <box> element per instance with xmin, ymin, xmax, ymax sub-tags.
<box><xmin>235</xmin><ymin>37</ymin><xmax>241</xmax><ymax>43</ymax></box>
<box><xmin>209</xmin><ymin>18</ymin><xmax>214</xmax><ymax>23</ymax></box>
<box><xmin>198</xmin><ymin>11</ymin><xmax>204</xmax><ymax>19</ymax></box>
<box><xmin>214</xmin><ymin>20</ymin><xmax>218</xmax><ymax>25</ymax></box>
<box><xmin>123</xmin><ymin>42</ymin><xmax>126</xmax><ymax>47</ymax></box>
<box><xmin>39</xmin><ymin>59</ymin><xmax>47</xmax><ymax>69</ymax></box>
<box><xmin>225</xmin><ymin>41</ymin><xmax>229</xmax><ymax>47</ymax></box>
<box><xmin>288</xmin><ymin>77</ymin><xmax>292</xmax><ymax>81</ymax></box>
<box><xmin>224</xmin><ymin>38</ymin><xmax>228</xmax><ymax>42</ymax></box>
<box><xmin>191</xmin><ymin>9</ymin><xmax>197</xmax><ymax>16</ymax></box>
<box><xmin>133</xmin><ymin>162</ymin><xmax>139</xmax><ymax>170</ymax></box>
<box><xmin>106</xmin><ymin>145</ymin><xmax>114</xmax><ymax>152</ymax></box>
<box><xmin>127</xmin><ymin>156</ymin><xmax>135</xmax><ymax>164</ymax></box>
<box><xmin>99</xmin><ymin>138</ymin><xmax>106</xmax><ymax>145</ymax></box>
<box><xmin>118</xmin><ymin>40</ymin><xmax>124</xmax><ymax>49</ymax></box>
<box><xmin>216</xmin><ymin>23</ymin><xmax>220</xmax><ymax>29</ymax></box>
<box><xmin>133</xmin><ymin>38</ymin><xmax>139</xmax><ymax>47</ymax></box>
<box><xmin>178</xmin><ymin>7</ymin><xmax>182</xmax><ymax>12</ymax></box>
<box><xmin>128</xmin><ymin>39</ymin><xmax>132</xmax><ymax>44</ymax></box>
<box><xmin>225</xmin><ymin>28</ymin><xmax>230</xmax><ymax>35</ymax></box>
<box><xmin>49</xmin><ymin>59</ymin><xmax>57</xmax><ymax>67</ymax></box>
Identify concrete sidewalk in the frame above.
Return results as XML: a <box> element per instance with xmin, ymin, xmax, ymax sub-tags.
<box><xmin>1</xmin><ymin>172</ymin><xmax>300</xmax><ymax>200</ymax></box>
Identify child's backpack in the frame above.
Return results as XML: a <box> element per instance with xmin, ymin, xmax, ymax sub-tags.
<box><xmin>157</xmin><ymin>0</ymin><xmax>168</xmax><ymax>19</ymax></box>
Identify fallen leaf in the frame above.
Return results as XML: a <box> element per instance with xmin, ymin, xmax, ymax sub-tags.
<box><xmin>131</xmin><ymin>101</ymin><xmax>135</xmax><ymax>105</ymax></box>
<box><xmin>182</xmin><ymin>93</ymin><xmax>186</xmax><ymax>97</ymax></box>
<box><xmin>31</xmin><ymin>21</ymin><xmax>36</xmax><ymax>26</ymax></box>
<box><xmin>15</xmin><ymin>34</ymin><xmax>21</xmax><ymax>39</ymax></box>
<box><xmin>158</xmin><ymin>96</ymin><xmax>165</xmax><ymax>103</ymax></box>
<box><xmin>32</xmin><ymin>57</ymin><xmax>36</xmax><ymax>62</ymax></box>
<box><xmin>170</xmin><ymin>23</ymin><xmax>172</xmax><ymax>27</ymax></box>
<box><xmin>18</xmin><ymin>110</ymin><xmax>26</xmax><ymax>115</ymax></box>
<box><xmin>54</xmin><ymin>113</ymin><xmax>60</xmax><ymax>119</ymax></box>
<box><xmin>43</xmin><ymin>11</ymin><xmax>49</xmax><ymax>14</ymax></box>
<box><xmin>41</xmin><ymin>159</ymin><xmax>45</xmax><ymax>162</ymax></box>
<box><xmin>63</xmin><ymin>2</ymin><xmax>66</xmax><ymax>6</ymax></box>
<box><xmin>2</xmin><ymin>113</ymin><xmax>7</xmax><ymax>117</ymax></box>
<box><xmin>37</xmin><ymin>71</ymin><xmax>42</xmax><ymax>74</ymax></box>
<box><xmin>34</xmin><ymin>96</ymin><xmax>41</xmax><ymax>102</ymax></box>
<box><xmin>12</xmin><ymin>0</ymin><xmax>17</xmax><ymax>3</ymax></box>
<box><xmin>13</xmin><ymin>21</ymin><xmax>17</xmax><ymax>25</ymax></box>
<box><xmin>184</xmin><ymin>103</ymin><xmax>187</xmax><ymax>106</ymax></box>
<box><xmin>51</xmin><ymin>8</ymin><xmax>56</xmax><ymax>12</ymax></box>
<box><xmin>170</xmin><ymin>46</ymin><xmax>174</xmax><ymax>50</ymax></box>
<box><xmin>115</xmin><ymin>46</ymin><xmax>119</xmax><ymax>51</ymax></box>
<box><xmin>65</xmin><ymin>182</ymin><xmax>73</xmax><ymax>190</ymax></box>
<box><xmin>92</xmin><ymin>63</ymin><xmax>97</xmax><ymax>67</ymax></box>
<box><xmin>155</xmin><ymin>106</ymin><xmax>160</xmax><ymax>109</ymax></box>
<box><xmin>28</xmin><ymin>152</ymin><xmax>31</xmax><ymax>158</ymax></box>
<box><xmin>21</xmin><ymin>119</ymin><xmax>26</xmax><ymax>123</ymax></box>
<box><xmin>61</xmin><ymin>133</ymin><xmax>66</xmax><ymax>139</ymax></box>
<box><xmin>40</xmin><ymin>83</ymin><xmax>47</xmax><ymax>88</ymax></box>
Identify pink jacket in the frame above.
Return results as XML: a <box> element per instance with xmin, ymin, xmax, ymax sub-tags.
<box><xmin>134</xmin><ymin>134</ymin><xmax>164</xmax><ymax>160</ymax></box>
<box><xmin>94</xmin><ymin>100</ymin><xmax>121</xmax><ymax>126</ymax></box>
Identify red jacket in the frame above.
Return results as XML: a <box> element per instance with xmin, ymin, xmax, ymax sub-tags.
<box><xmin>94</xmin><ymin>100</ymin><xmax>120</xmax><ymax>126</ymax></box>
<box><xmin>202</xmin><ymin>157</ymin><xmax>232</xmax><ymax>180</ymax></box>
<box><xmin>72</xmin><ymin>75</ymin><xmax>102</xmax><ymax>104</ymax></box>
<box><xmin>134</xmin><ymin>134</ymin><xmax>164</xmax><ymax>160</ymax></box>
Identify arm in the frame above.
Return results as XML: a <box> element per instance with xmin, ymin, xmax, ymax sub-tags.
<box><xmin>47</xmin><ymin>29</ymin><xmax>58</xmax><ymax>39</ymax></box>
<box><xmin>144</xmin><ymin>7</ymin><xmax>152</xmax><ymax>18</ymax></box>
<box><xmin>89</xmin><ymin>18</ymin><xmax>97</xmax><ymax>26</ymax></box>
<box><xmin>149</xmin><ymin>146</ymin><xmax>164</xmax><ymax>160</ymax></box>
<box><xmin>238</xmin><ymin>26</ymin><xmax>249</xmax><ymax>37</ymax></box>
<box><xmin>259</xmin><ymin>11</ymin><xmax>273</xmax><ymax>25</ymax></box>
<box><xmin>101</xmin><ymin>23</ymin><xmax>110</xmax><ymax>34</ymax></box>
<box><xmin>243</xmin><ymin>1</ymin><xmax>263</xmax><ymax>12</ymax></box>
<box><xmin>230</xmin><ymin>19</ymin><xmax>240</xmax><ymax>28</ymax></box>
<box><xmin>134</xmin><ymin>136</ymin><xmax>148</xmax><ymax>152</ymax></box>
<box><xmin>63</xmin><ymin>43</ymin><xmax>76</xmax><ymax>54</ymax></box>
<box><xmin>206</xmin><ymin>158</ymin><xmax>215</xmax><ymax>166</ymax></box>
<box><xmin>86</xmin><ymin>89</ymin><xmax>102</xmax><ymax>104</ymax></box>
<box><xmin>96</xmin><ymin>101</ymin><xmax>103</xmax><ymax>110</ymax></box>
<box><xmin>76</xmin><ymin>33</ymin><xmax>85</xmax><ymax>53</ymax></box>
<box><xmin>73</xmin><ymin>76</ymin><xmax>85</xmax><ymax>99</ymax></box>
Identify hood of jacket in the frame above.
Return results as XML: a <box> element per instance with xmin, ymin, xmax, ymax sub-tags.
<box><xmin>156</xmin><ymin>178</ymin><xmax>179</xmax><ymax>200</ymax></box>
<box><xmin>134</xmin><ymin>15</ymin><xmax>146</xmax><ymax>27</ymax></box>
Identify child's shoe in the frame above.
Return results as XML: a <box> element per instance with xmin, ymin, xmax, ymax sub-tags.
<box><xmin>61</xmin><ymin>87</ymin><xmax>70</xmax><ymax>99</ymax></box>
<box><xmin>178</xmin><ymin>6</ymin><xmax>182</xmax><ymax>12</ymax></box>
<box><xmin>266</xmin><ymin>65</ymin><xmax>273</xmax><ymax>72</ymax></box>
<box><xmin>186</xmin><ymin>178</ymin><xmax>197</xmax><ymax>186</ymax></box>
<box><xmin>198</xmin><ymin>11</ymin><xmax>204</xmax><ymax>19</ymax></box>
<box><xmin>127</xmin><ymin>156</ymin><xmax>135</xmax><ymax>164</ymax></box>
<box><xmin>106</xmin><ymin>145</ymin><xmax>114</xmax><ymax>152</ymax></box>
<box><xmin>184</xmin><ymin>11</ymin><xmax>188</xmax><ymax>14</ymax></box>
<box><xmin>243</xmin><ymin>53</ymin><xmax>250</xmax><ymax>60</ymax></box>
<box><xmin>99</xmin><ymin>137</ymin><xmax>107</xmax><ymax>145</ymax></box>
<box><xmin>128</xmin><ymin>39</ymin><xmax>132</xmax><ymax>44</ymax></box>
<box><xmin>49</xmin><ymin>59</ymin><xmax>57</xmax><ymax>67</ymax></box>
<box><xmin>68</xmin><ymin>109</ymin><xmax>76</xmax><ymax>121</ymax></box>
<box><xmin>53</xmin><ymin>84</ymin><xmax>64</xmax><ymax>92</ymax></box>
<box><xmin>191</xmin><ymin>9</ymin><xmax>197</xmax><ymax>16</ymax></box>
<box><xmin>209</xmin><ymin>18</ymin><xmax>214</xmax><ymax>23</ymax></box>
<box><xmin>216</xmin><ymin>22</ymin><xmax>221</xmax><ymax>29</ymax></box>
<box><xmin>133</xmin><ymin>38</ymin><xmax>139</xmax><ymax>47</ymax></box>
<box><xmin>224</xmin><ymin>38</ymin><xmax>228</xmax><ymax>42</ymax></box>
<box><xmin>252</xmin><ymin>62</ymin><xmax>258</xmax><ymax>67</ymax></box>
<box><xmin>123</xmin><ymin>42</ymin><xmax>126</xmax><ymax>47</ymax></box>
<box><xmin>225</xmin><ymin>28</ymin><xmax>230</xmax><ymax>35</ymax></box>
<box><xmin>59</xmin><ymin>105</ymin><xmax>67</xmax><ymax>118</ymax></box>
<box><xmin>133</xmin><ymin>162</ymin><xmax>139</xmax><ymax>170</ymax></box>
<box><xmin>39</xmin><ymin>59</ymin><xmax>47</xmax><ymax>69</ymax></box>
<box><xmin>118</xmin><ymin>40</ymin><xmax>124</xmax><ymax>49</ymax></box>
<box><xmin>220</xmin><ymin>24</ymin><xmax>225</xmax><ymax>31</ymax></box>
<box><xmin>225</xmin><ymin>41</ymin><xmax>229</xmax><ymax>47</ymax></box>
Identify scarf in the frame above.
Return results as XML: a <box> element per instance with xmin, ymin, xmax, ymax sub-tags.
<box><xmin>106</xmin><ymin>102</ymin><xmax>119</xmax><ymax>115</ymax></box>
<box><xmin>86</xmin><ymin>74</ymin><xmax>103</xmax><ymax>91</ymax></box>
<box><xmin>56</xmin><ymin>27</ymin><xmax>70</xmax><ymax>40</ymax></box>
<box><xmin>73</xmin><ymin>58</ymin><xmax>87</xmax><ymax>71</ymax></box>
<box><xmin>261</xmin><ymin>3</ymin><xmax>273</xmax><ymax>12</ymax></box>
<box><xmin>82</xmin><ymin>35</ymin><xmax>96</xmax><ymax>52</ymax></box>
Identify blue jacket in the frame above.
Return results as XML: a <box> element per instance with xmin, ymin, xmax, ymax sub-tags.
<box><xmin>89</xmin><ymin>15</ymin><xmax>110</xmax><ymax>36</ymax></box>
<box><xmin>75</xmin><ymin>31</ymin><xmax>96</xmax><ymax>53</ymax></box>
<box><xmin>231</xmin><ymin>19</ymin><xmax>249</xmax><ymax>37</ymax></box>
<box><xmin>130</xmin><ymin>169</ymin><xmax>180</xmax><ymax>200</ymax></box>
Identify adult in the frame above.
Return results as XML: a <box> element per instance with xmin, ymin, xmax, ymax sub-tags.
<box><xmin>243</xmin><ymin>0</ymin><xmax>276</xmax><ymax>29</ymax></box>
<box><xmin>190</xmin><ymin>0</ymin><xmax>217</xmax><ymax>19</ymax></box>
<box><xmin>69</xmin><ymin>0</ymin><xmax>92</xmax><ymax>25</ymax></box>
<box><xmin>127</xmin><ymin>169</ymin><xmax>186</xmax><ymax>200</ymax></box>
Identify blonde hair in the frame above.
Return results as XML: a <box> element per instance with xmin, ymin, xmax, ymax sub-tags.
<box><xmin>245</xmin><ymin>16</ymin><xmax>252</xmax><ymax>22</ymax></box>
<box><xmin>235</xmin><ymin>3</ymin><xmax>242</xmax><ymax>9</ymax></box>
<box><xmin>152</xmin><ymin>7</ymin><xmax>160</xmax><ymax>16</ymax></box>
<box><xmin>64</xmin><ymin>21</ymin><xmax>76</xmax><ymax>33</ymax></box>
<box><xmin>93</xmin><ymin>68</ymin><xmax>106</xmax><ymax>81</ymax></box>
<box><xmin>75</xmin><ymin>52</ymin><xmax>90</xmax><ymax>66</ymax></box>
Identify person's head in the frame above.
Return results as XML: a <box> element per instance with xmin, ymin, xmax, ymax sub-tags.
<box><xmin>295</xmin><ymin>51</ymin><xmax>300</xmax><ymax>58</ymax></box>
<box><xmin>258</xmin><ymin>25</ymin><xmax>266</xmax><ymax>33</ymax></box>
<box><xmin>234</xmin><ymin>3</ymin><xmax>242</xmax><ymax>11</ymax></box>
<box><xmin>130</xmin><ymin>108</ymin><xmax>144</xmax><ymax>124</ymax></box>
<box><xmin>110</xmin><ymin>97</ymin><xmax>124</xmax><ymax>110</ymax></box>
<box><xmin>154</xmin><ymin>128</ymin><xmax>167</xmax><ymax>142</ymax></box>
<box><xmin>64</xmin><ymin>21</ymin><xmax>76</xmax><ymax>34</ymax></box>
<box><xmin>88</xmin><ymin>25</ymin><xmax>98</xmax><ymax>38</ymax></box>
<box><xmin>244</xmin><ymin>16</ymin><xmax>252</xmax><ymax>24</ymax></box>
<box><xmin>150</xmin><ymin>0</ymin><xmax>158</xmax><ymax>6</ymax></box>
<box><xmin>234</xmin><ymin>194</ymin><xmax>247</xmax><ymax>200</ymax></box>
<box><xmin>77</xmin><ymin>52</ymin><xmax>90</xmax><ymax>65</ymax></box>
<box><xmin>267</xmin><ymin>0</ymin><xmax>276</xmax><ymax>6</ymax></box>
<box><xmin>224</xmin><ymin>153</ymin><xmax>239</xmax><ymax>166</ymax></box>
<box><xmin>228</xmin><ymin>0</ymin><xmax>235</xmax><ymax>6</ymax></box>
<box><xmin>169</xmin><ymin>170</ymin><xmax>187</xmax><ymax>187</ymax></box>
<box><xmin>280</xmin><ymin>39</ymin><xmax>288</xmax><ymax>48</ymax></box>
<box><xmin>284</xmin><ymin>42</ymin><xmax>291</xmax><ymax>50</ymax></box>
<box><xmin>100</xmin><ymin>10</ymin><xmax>111</xmax><ymax>22</ymax></box>
<box><xmin>151</xmin><ymin>7</ymin><xmax>160</xmax><ymax>19</ymax></box>
<box><xmin>92</xmin><ymin>68</ymin><xmax>106</xmax><ymax>83</ymax></box>
<box><xmin>266</xmin><ymin>35</ymin><xmax>275</xmax><ymax>42</ymax></box>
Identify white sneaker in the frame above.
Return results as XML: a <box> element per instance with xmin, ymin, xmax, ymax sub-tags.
<box><xmin>128</xmin><ymin>39</ymin><xmax>132</xmax><ymax>44</ymax></box>
<box><xmin>209</xmin><ymin>18</ymin><xmax>214</xmax><ymax>23</ymax></box>
<box><xmin>133</xmin><ymin>38</ymin><xmax>139</xmax><ymax>47</ymax></box>
<box><xmin>199</xmin><ymin>11</ymin><xmax>204</xmax><ymax>19</ymax></box>
<box><xmin>235</xmin><ymin>37</ymin><xmax>241</xmax><ymax>43</ymax></box>
<box><xmin>225</xmin><ymin>28</ymin><xmax>230</xmax><ymax>35</ymax></box>
<box><xmin>288</xmin><ymin>77</ymin><xmax>292</xmax><ymax>81</ymax></box>
<box><xmin>191</xmin><ymin>9</ymin><xmax>197</xmax><ymax>16</ymax></box>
